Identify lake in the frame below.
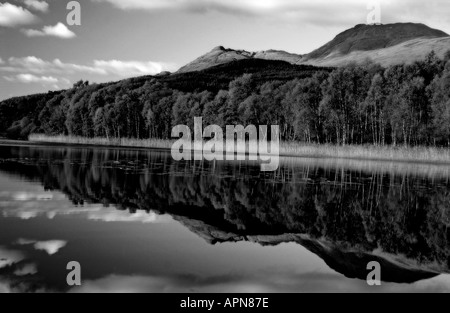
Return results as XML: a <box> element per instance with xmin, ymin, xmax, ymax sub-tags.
<box><xmin>0</xmin><ymin>142</ymin><xmax>449</xmax><ymax>293</ymax></box>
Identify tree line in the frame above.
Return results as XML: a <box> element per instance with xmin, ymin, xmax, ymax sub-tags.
<box><xmin>1</xmin><ymin>51</ymin><xmax>450</xmax><ymax>146</ymax></box>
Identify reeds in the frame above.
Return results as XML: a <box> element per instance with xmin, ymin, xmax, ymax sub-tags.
<box><xmin>28</xmin><ymin>134</ymin><xmax>174</xmax><ymax>150</ymax></box>
<box><xmin>29</xmin><ymin>134</ymin><xmax>450</xmax><ymax>164</ymax></box>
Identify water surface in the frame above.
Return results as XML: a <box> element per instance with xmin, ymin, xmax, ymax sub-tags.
<box><xmin>0</xmin><ymin>143</ymin><xmax>450</xmax><ymax>293</ymax></box>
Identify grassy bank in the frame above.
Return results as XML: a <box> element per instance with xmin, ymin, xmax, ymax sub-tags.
<box><xmin>28</xmin><ymin>134</ymin><xmax>450</xmax><ymax>164</ymax></box>
<box><xmin>29</xmin><ymin>134</ymin><xmax>174</xmax><ymax>150</ymax></box>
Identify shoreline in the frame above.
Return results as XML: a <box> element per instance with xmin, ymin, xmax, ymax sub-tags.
<box><xmin>5</xmin><ymin>134</ymin><xmax>450</xmax><ymax>167</ymax></box>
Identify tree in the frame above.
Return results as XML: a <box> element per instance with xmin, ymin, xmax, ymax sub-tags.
<box><xmin>203</xmin><ymin>90</ymin><xmax>228</xmax><ymax>126</ymax></box>
<box><xmin>364</xmin><ymin>74</ymin><xmax>387</xmax><ymax>145</ymax></box>
<box><xmin>430</xmin><ymin>67</ymin><xmax>450</xmax><ymax>145</ymax></box>
<box><xmin>222</xmin><ymin>74</ymin><xmax>253</xmax><ymax>125</ymax></box>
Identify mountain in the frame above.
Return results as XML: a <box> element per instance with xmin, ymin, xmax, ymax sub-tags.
<box><xmin>304</xmin><ymin>23</ymin><xmax>448</xmax><ymax>60</ymax></box>
<box><xmin>303</xmin><ymin>36</ymin><xmax>450</xmax><ymax>67</ymax></box>
<box><xmin>177</xmin><ymin>46</ymin><xmax>303</xmax><ymax>73</ymax></box>
<box><xmin>164</xmin><ymin>59</ymin><xmax>328</xmax><ymax>93</ymax></box>
<box><xmin>303</xmin><ymin>23</ymin><xmax>450</xmax><ymax>67</ymax></box>
<box><xmin>178</xmin><ymin>23</ymin><xmax>450</xmax><ymax>72</ymax></box>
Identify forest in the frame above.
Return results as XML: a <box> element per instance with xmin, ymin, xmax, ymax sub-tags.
<box><xmin>1</xmin><ymin>52</ymin><xmax>450</xmax><ymax>146</ymax></box>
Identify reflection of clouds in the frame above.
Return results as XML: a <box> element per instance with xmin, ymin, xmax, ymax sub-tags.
<box><xmin>12</xmin><ymin>192</ymin><xmax>53</xmax><ymax>201</ymax></box>
<box><xmin>0</xmin><ymin>192</ymin><xmax>170</xmax><ymax>224</ymax></box>
<box><xmin>70</xmin><ymin>274</ymin><xmax>273</xmax><ymax>293</ymax></box>
<box><xmin>15</xmin><ymin>239</ymin><xmax>36</xmax><ymax>245</ymax></box>
<box><xmin>87</xmin><ymin>210</ymin><xmax>164</xmax><ymax>223</ymax></box>
<box><xmin>34</xmin><ymin>241</ymin><xmax>67</xmax><ymax>255</ymax></box>
<box><xmin>14</xmin><ymin>263</ymin><xmax>38</xmax><ymax>276</ymax></box>
<box><xmin>70</xmin><ymin>271</ymin><xmax>450</xmax><ymax>293</ymax></box>
<box><xmin>0</xmin><ymin>247</ymin><xmax>25</xmax><ymax>269</ymax></box>
<box><xmin>0</xmin><ymin>283</ymin><xmax>9</xmax><ymax>293</ymax></box>
<box><xmin>16</xmin><ymin>239</ymin><xmax>67</xmax><ymax>255</ymax></box>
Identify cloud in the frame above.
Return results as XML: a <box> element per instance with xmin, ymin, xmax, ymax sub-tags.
<box><xmin>16</xmin><ymin>239</ymin><xmax>68</xmax><ymax>255</ymax></box>
<box><xmin>0</xmin><ymin>57</ymin><xmax>4</xmax><ymax>65</ymax></box>
<box><xmin>92</xmin><ymin>0</ymin><xmax>450</xmax><ymax>30</ymax></box>
<box><xmin>23</xmin><ymin>22</ymin><xmax>76</xmax><ymax>39</ymax></box>
<box><xmin>4</xmin><ymin>56</ymin><xmax>104</xmax><ymax>75</ymax></box>
<box><xmin>24</xmin><ymin>0</ymin><xmax>49</xmax><ymax>13</ymax></box>
<box><xmin>4</xmin><ymin>74</ymin><xmax>59</xmax><ymax>84</ymax></box>
<box><xmin>1</xmin><ymin>56</ymin><xmax>176</xmax><ymax>78</ymax></box>
<box><xmin>0</xmin><ymin>2</ymin><xmax>37</xmax><ymax>27</ymax></box>
<box><xmin>94</xmin><ymin>0</ymin><xmax>365</xmax><ymax>15</ymax></box>
<box><xmin>93</xmin><ymin>60</ymin><xmax>173</xmax><ymax>77</ymax></box>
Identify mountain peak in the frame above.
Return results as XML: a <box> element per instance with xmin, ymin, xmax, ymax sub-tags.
<box><xmin>305</xmin><ymin>22</ymin><xmax>449</xmax><ymax>60</ymax></box>
<box><xmin>212</xmin><ymin>45</ymin><xmax>226</xmax><ymax>52</ymax></box>
<box><xmin>178</xmin><ymin>46</ymin><xmax>303</xmax><ymax>73</ymax></box>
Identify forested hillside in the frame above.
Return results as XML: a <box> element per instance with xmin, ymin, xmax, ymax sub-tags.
<box><xmin>1</xmin><ymin>52</ymin><xmax>450</xmax><ymax>146</ymax></box>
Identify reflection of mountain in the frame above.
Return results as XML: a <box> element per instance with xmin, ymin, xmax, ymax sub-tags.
<box><xmin>1</xmin><ymin>145</ymin><xmax>450</xmax><ymax>284</ymax></box>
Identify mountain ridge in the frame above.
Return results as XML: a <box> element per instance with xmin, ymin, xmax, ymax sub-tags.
<box><xmin>177</xmin><ymin>46</ymin><xmax>303</xmax><ymax>73</ymax></box>
<box><xmin>178</xmin><ymin>23</ymin><xmax>450</xmax><ymax>72</ymax></box>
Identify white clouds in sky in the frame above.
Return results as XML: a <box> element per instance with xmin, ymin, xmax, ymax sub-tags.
<box><xmin>24</xmin><ymin>0</ymin><xmax>49</xmax><ymax>13</ymax></box>
<box><xmin>93</xmin><ymin>60</ymin><xmax>174</xmax><ymax>76</ymax></box>
<box><xmin>4</xmin><ymin>74</ymin><xmax>59</xmax><ymax>84</ymax></box>
<box><xmin>0</xmin><ymin>2</ymin><xmax>37</xmax><ymax>27</ymax></box>
<box><xmin>94</xmin><ymin>0</ymin><xmax>366</xmax><ymax>16</ymax></box>
<box><xmin>23</xmin><ymin>22</ymin><xmax>76</xmax><ymax>39</ymax></box>
<box><xmin>1</xmin><ymin>56</ymin><xmax>176</xmax><ymax>79</ymax></box>
<box><xmin>92</xmin><ymin>0</ymin><xmax>450</xmax><ymax>29</ymax></box>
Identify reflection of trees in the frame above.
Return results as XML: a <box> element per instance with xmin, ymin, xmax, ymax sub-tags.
<box><xmin>1</xmin><ymin>146</ymin><xmax>450</xmax><ymax>272</ymax></box>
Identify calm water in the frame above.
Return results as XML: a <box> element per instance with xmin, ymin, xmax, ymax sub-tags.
<box><xmin>0</xmin><ymin>143</ymin><xmax>450</xmax><ymax>293</ymax></box>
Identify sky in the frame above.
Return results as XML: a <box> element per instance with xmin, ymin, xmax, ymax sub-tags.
<box><xmin>0</xmin><ymin>0</ymin><xmax>450</xmax><ymax>100</ymax></box>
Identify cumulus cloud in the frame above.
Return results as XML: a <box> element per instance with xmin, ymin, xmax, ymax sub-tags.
<box><xmin>4</xmin><ymin>56</ymin><xmax>103</xmax><ymax>75</ymax></box>
<box><xmin>23</xmin><ymin>22</ymin><xmax>76</xmax><ymax>39</ymax></box>
<box><xmin>24</xmin><ymin>0</ymin><xmax>49</xmax><ymax>13</ymax></box>
<box><xmin>4</xmin><ymin>73</ymin><xmax>59</xmax><ymax>84</ymax></box>
<box><xmin>1</xmin><ymin>56</ymin><xmax>176</xmax><ymax>78</ymax></box>
<box><xmin>93</xmin><ymin>60</ymin><xmax>172</xmax><ymax>77</ymax></box>
<box><xmin>0</xmin><ymin>2</ymin><xmax>37</xmax><ymax>27</ymax></box>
